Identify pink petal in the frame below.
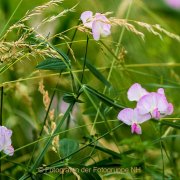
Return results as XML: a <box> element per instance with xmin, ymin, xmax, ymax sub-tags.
<box><xmin>80</xmin><ymin>11</ymin><xmax>93</xmax><ymax>28</ymax></box>
<box><xmin>117</xmin><ymin>108</ymin><xmax>134</xmax><ymax>125</ymax></box>
<box><xmin>157</xmin><ymin>88</ymin><xmax>165</xmax><ymax>95</ymax></box>
<box><xmin>156</xmin><ymin>93</ymin><xmax>169</xmax><ymax>112</ymax></box>
<box><xmin>134</xmin><ymin>108</ymin><xmax>151</xmax><ymax>123</ymax></box>
<box><xmin>152</xmin><ymin>108</ymin><xmax>161</xmax><ymax>119</ymax></box>
<box><xmin>167</xmin><ymin>103</ymin><xmax>174</xmax><ymax>115</ymax></box>
<box><xmin>4</xmin><ymin>145</ymin><xmax>14</xmax><ymax>156</ymax></box>
<box><xmin>92</xmin><ymin>13</ymin><xmax>111</xmax><ymax>40</ymax></box>
<box><xmin>137</xmin><ymin>94</ymin><xmax>154</xmax><ymax>115</ymax></box>
<box><xmin>101</xmin><ymin>24</ymin><xmax>111</xmax><ymax>37</ymax></box>
<box><xmin>92</xmin><ymin>21</ymin><xmax>101</xmax><ymax>41</ymax></box>
<box><xmin>165</xmin><ymin>0</ymin><xmax>180</xmax><ymax>9</ymax></box>
<box><xmin>94</xmin><ymin>13</ymin><xmax>107</xmax><ymax>21</ymax></box>
<box><xmin>0</xmin><ymin>126</ymin><xmax>14</xmax><ymax>156</ymax></box>
<box><xmin>127</xmin><ymin>83</ymin><xmax>148</xmax><ymax>101</ymax></box>
<box><xmin>131</xmin><ymin>123</ymin><xmax>142</xmax><ymax>134</ymax></box>
<box><xmin>137</xmin><ymin>92</ymin><xmax>173</xmax><ymax>119</ymax></box>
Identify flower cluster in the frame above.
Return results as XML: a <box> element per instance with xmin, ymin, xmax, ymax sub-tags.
<box><xmin>0</xmin><ymin>126</ymin><xmax>14</xmax><ymax>156</ymax></box>
<box><xmin>117</xmin><ymin>83</ymin><xmax>173</xmax><ymax>134</ymax></box>
<box><xmin>80</xmin><ymin>11</ymin><xmax>111</xmax><ymax>41</ymax></box>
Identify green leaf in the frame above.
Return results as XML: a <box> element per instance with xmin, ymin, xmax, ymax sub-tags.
<box><xmin>82</xmin><ymin>85</ymin><xmax>125</xmax><ymax>110</ymax></box>
<box><xmin>59</xmin><ymin>138</ymin><xmax>79</xmax><ymax>159</ymax></box>
<box><xmin>54</xmin><ymin>47</ymin><xmax>71</xmax><ymax>68</ymax></box>
<box><xmin>63</xmin><ymin>93</ymin><xmax>84</xmax><ymax>103</ymax></box>
<box><xmin>36</xmin><ymin>58</ymin><xmax>68</xmax><ymax>71</ymax></box>
<box><xmin>83</xmin><ymin>58</ymin><xmax>111</xmax><ymax>87</ymax></box>
<box><xmin>160</xmin><ymin>120</ymin><xmax>180</xmax><ymax>129</ymax></box>
<box><xmin>87</xmin><ymin>144</ymin><xmax>133</xmax><ymax>159</ymax></box>
<box><xmin>63</xmin><ymin>93</ymin><xmax>76</xmax><ymax>103</ymax></box>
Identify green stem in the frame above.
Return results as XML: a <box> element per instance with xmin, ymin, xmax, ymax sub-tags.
<box><xmin>0</xmin><ymin>86</ymin><xmax>3</xmax><ymax>177</ymax></box>
<box><xmin>0</xmin><ymin>86</ymin><xmax>3</xmax><ymax>125</ymax></box>
<box><xmin>159</xmin><ymin>125</ymin><xmax>165</xmax><ymax>180</ymax></box>
<box><xmin>80</xmin><ymin>36</ymin><xmax>89</xmax><ymax>84</ymax></box>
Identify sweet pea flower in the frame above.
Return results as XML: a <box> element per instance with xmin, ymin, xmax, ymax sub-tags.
<box><xmin>117</xmin><ymin>108</ymin><xmax>151</xmax><ymax>134</ymax></box>
<box><xmin>127</xmin><ymin>83</ymin><xmax>173</xmax><ymax>119</ymax></box>
<box><xmin>80</xmin><ymin>11</ymin><xmax>111</xmax><ymax>41</ymax></box>
<box><xmin>165</xmin><ymin>0</ymin><xmax>180</xmax><ymax>9</ymax></box>
<box><xmin>0</xmin><ymin>126</ymin><xmax>14</xmax><ymax>156</ymax></box>
<box><xmin>137</xmin><ymin>92</ymin><xmax>173</xmax><ymax>119</ymax></box>
<box><xmin>117</xmin><ymin>83</ymin><xmax>174</xmax><ymax>134</ymax></box>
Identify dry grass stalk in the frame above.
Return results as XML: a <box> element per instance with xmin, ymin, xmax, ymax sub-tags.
<box><xmin>134</xmin><ymin>21</ymin><xmax>180</xmax><ymax>42</ymax></box>
<box><xmin>38</xmin><ymin>80</ymin><xmax>59</xmax><ymax>153</ymax></box>
<box><xmin>110</xmin><ymin>18</ymin><xmax>145</xmax><ymax>39</ymax></box>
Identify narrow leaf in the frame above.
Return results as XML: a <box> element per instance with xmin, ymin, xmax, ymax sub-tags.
<box><xmin>63</xmin><ymin>93</ymin><xmax>76</xmax><ymax>103</ymax></box>
<box><xmin>63</xmin><ymin>93</ymin><xmax>84</xmax><ymax>103</ymax></box>
<box><xmin>54</xmin><ymin>47</ymin><xmax>71</xmax><ymax>68</ymax></box>
<box><xmin>160</xmin><ymin>120</ymin><xmax>180</xmax><ymax>129</ymax></box>
<box><xmin>83</xmin><ymin>85</ymin><xmax>125</xmax><ymax>110</ymax></box>
<box><xmin>85</xmin><ymin>59</ymin><xmax>111</xmax><ymax>87</ymax></box>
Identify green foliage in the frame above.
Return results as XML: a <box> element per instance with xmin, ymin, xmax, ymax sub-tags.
<box><xmin>36</xmin><ymin>57</ymin><xmax>68</xmax><ymax>71</ymax></box>
<box><xmin>59</xmin><ymin>138</ymin><xmax>79</xmax><ymax>159</ymax></box>
<box><xmin>83</xmin><ymin>58</ymin><xmax>111</xmax><ymax>87</ymax></box>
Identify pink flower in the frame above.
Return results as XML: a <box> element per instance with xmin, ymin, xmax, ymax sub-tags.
<box><xmin>0</xmin><ymin>126</ymin><xmax>14</xmax><ymax>156</ymax></box>
<box><xmin>127</xmin><ymin>83</ymin><xmax>173</xmax><ymax>119</ymax></box>
<box><xmin>137</xmin><ymin>92</ymin><xmax>173</xmax><ymax>119</ymax></box>
<box><xmin>117</xmin><ymin>83</ymin><xmax>174</xmax><ymax>134</ymax></box>
<box><xmin>165</xmin><ymin>0</ymin><xmax>180</xmax><ymax>9</ymax></box>
<box><xmin>117</xmin><ymin>108</ymin><xmax>151</xmax><ymax>134</ymax></box>
<box><xmin>80</xmin><ymin>11</ymin><xmax>111</xmax><ymax>41</ymax></box>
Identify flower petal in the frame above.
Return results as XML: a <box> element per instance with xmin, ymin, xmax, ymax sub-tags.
<box><xmin>80</xmin><ymin>11</ymin><xmax>93</xmax><ymax>28</ymax></box>
<box><xmin>167</xmin><ymin>103</ymin><xmax>174</xmax><ymax>115</ymax></box>
<box><xmin>137</xmin><ymin>92</ymin><xmax>170</xmax><ymax>117</ymax></box>
<box><xmin>127</xmin><ymin>83</ymin><xmax>148</xmax><ymax>101</ymax></box>
<box><xmin>152</xmin><ymin>108</ymin><xmax>161</xmax><ymax>119</ymax></box>
<box><xmin>131</xmin><ymin>123</ymin><xmax>142</xmax><ymax>134</ymax></box>
<box><xmin>137</xmin><ymin>94</ymin><xmax>153</xmax><ymax>115</ymax></box>
<box><xmin>0</xmin><ymin>126</ymin><xmax>14</xmax><ymax>156</ymax></box>
<box><xmin>165</xmin><ymin>0</ymin><xmax>180</xmax><ymax>9</ymax></box>
<box><xmin>134</xmin><ymin>108</ymin><xmax>151</xmax><ymax>123</ymax></box>
<box><xmin>117</xmin><ymin>108</ymin><xmax>134</xmax><ymax>125</ymax></box>
<box><xmin>4</xmin><ymin>145</ymin><xmax>14</xmax><ymax>156</ymax></box>
<box><xmin>101</xmin><ymin>24</ymin><xmax>111</xmax><ymax>37</ymax></box>
<box><xmin>92</xmin><ymin>21</ymin><xmax>101</xmax><ymax>41</ymax></box>
<box><xmin>156</xmin><ymin>93</ymin><xmax>169</xmax><ymax>112</ymax></box>
<box><xmin>157</xmin><ymin>88</ymin><xmax>165</xmax><ymax>95</ymax></box>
